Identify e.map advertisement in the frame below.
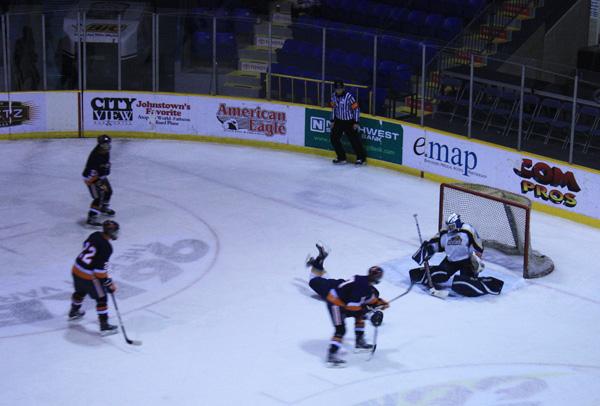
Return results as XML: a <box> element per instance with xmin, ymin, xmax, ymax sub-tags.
<box><xmin>402</xmin><ymin>128</ymin><xmax>600</xmax><ymax>219</ymax></box>
<box><xmin>83</xmin><ymin>92</ymin><xmax>305</xmax><ymax>145</ymax></box>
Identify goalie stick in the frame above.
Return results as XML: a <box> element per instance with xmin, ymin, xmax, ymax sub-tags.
<box><xmin>109</xmin><ymin>291</ymin><xmax>142</xmax><ymax>346</ymax></box>
<box><xmin>413</xmin><ymin>214</ymin><xmax>449</xmax><ymax>300</ymax></box>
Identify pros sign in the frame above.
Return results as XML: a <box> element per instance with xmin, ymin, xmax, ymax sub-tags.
<box><xmin>513</xmin><ymin>159</ymin><xmax>580</xmax><ymax>208</ymax></box>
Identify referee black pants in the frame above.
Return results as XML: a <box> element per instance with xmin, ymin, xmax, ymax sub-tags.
<box><xmin>330</xmin><ymin>119</ymin><xmax>366</xmax><ymax>161</ymax></box>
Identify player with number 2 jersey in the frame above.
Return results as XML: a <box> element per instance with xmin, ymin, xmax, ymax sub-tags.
<box><xmin>68</xmin><ymin>220</ymin><xmax>120</xmax><ymax>335</ymax></box>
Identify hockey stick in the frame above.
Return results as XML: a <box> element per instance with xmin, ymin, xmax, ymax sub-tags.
<box><xmin>109</xmin><ymin>291</ymin><xmax>142</xmax><ymax>346</ymax></box>
<box><xmin>367</xmin><ymin>326</ymin><xmax>379</xmax><ymax>361</ymax></box>
<box><xmin>413</xmin><ymin>214</ymin><xmax>449</xmax><ymax>299</ymax></box>
<box><xmin>387</xmin><ymin>282</ymin><xmax>414</xmax><ymax>303</ymax></box>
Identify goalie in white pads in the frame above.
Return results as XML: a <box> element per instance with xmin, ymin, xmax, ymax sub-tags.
<box><xmin>410</xmin><ymin>213</ymin><xmax>503</xmax><ymax>297</ymax></box>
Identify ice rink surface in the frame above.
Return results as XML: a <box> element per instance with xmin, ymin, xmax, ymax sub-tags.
<box><xmin>1</xmin><ymin>138</ymin><xmax>599</xmax><ymax>406</ymax></box>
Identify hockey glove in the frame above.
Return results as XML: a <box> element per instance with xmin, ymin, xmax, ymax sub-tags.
<box><xmin>412</xmin><ymin>240</ymin><xmax>435</xmax><ymax>265</ymax></box>
<box><xmin>102</xmin><ymin>278</ymin><xmax>117</xmax><ymax>293</ymax></box>
<box><xmin>374</xmin><ymin>298</ymin><xmax>389</xmax><ymax>310</ymax></box>
<box><xmin>97</xmin><ymin>179</ymin><xmax>109</xmax><ymax>193</ymax></box>
<box><xmin>470</xmin><ymin>253</ymin><xmax>485</xmax><ymax>276</ymax></box>
<box><xmin>370</xmin><ymin>310</ymin><xmax>384</xmax><ymax>327</ymax></box>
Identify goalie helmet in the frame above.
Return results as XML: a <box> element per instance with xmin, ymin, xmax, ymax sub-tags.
<box><xmin>97</xmin><ymin>134</ymin><xmax>112</xmax><ymax>151</ymax></box>
<box><xmin>102</xmin><ymin>220</ymin><xmax>120</xmax><ymax>240</ymax></box>
<box><xmin>367</xmin><ymin>266</ymin><xmax>383</xmax><ymax>284</ymax></box>
<box><xmin>446</xmin><ymin>212</ymin><xmax>463</xmax><ymax>232</ymax></box>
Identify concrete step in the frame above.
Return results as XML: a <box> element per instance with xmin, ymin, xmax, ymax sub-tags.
<box><xmin>255</xmin><ymin>34</ymin><xmax>289</xmax><ymax>49</ymax></box>
<box><xmin>224</xmin><ymin>71</ymin><xmax>263</xmax><ymax>87</ymax></box>
<box><xmin>255</xmin><ymin>22</ymin><xmax>292</xmax><ymax>38</ymax></box>
<box><xmin>221</xmin><ymin>83</ymin><xmax>263</xmax><ymax>98</ymax></box>
<box><xmin>238</xmin><ymin>46</ymin><xmax>279</xmax><ymax>62</ymax></box>
<box><xmin>238</xmin><ymin>58</ymin><xmax>270</xmax><ymax>73</ymax></box>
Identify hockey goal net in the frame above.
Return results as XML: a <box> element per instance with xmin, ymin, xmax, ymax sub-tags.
<box><xmin>439</xmin><ymin>183</ymin><xmax>554</xmax><ymax>279</ymax></box>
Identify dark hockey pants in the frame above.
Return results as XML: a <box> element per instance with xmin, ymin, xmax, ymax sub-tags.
<box><xmin>330</xmin><ymin>119</ymin><xmax>366</xmax><ymax>161</ymax></box>
<box><xmin>71</xmin><ymin>273</ymin><xmax>109</xmax><ymax>318</ymax></box>
<box><xmin>87</xmin><ymin>178</ymin><xmax>113</xmax><ymax>212</ymax></box>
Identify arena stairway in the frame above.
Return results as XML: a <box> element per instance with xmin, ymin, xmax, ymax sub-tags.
<box><xmin>222</xmin><ymin>1</ymin><xmax>293</xmax><ymax>98</ymax></box>
<box><xmin>409</xmin><ymin>0</ymin><xmax>545</xmax><ymax>117</ymax></box>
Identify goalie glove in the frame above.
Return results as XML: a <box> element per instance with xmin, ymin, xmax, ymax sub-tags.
<box><xmin>412</xmin><ymin>240</ymin><xmax>435</xmax><ymax>265</ymax></box>
<box><xmin>470</xmin><ymin>253</ymin><xmax>485</xmax><ymax>276</ymax></box>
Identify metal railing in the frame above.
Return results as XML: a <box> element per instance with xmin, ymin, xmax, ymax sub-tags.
<box><xmin>0</xmin><ymin>7</ymin><xmax>598</xmax><ymax>167</ymax></box>
<box><xmin>269</xmin><ymin>73</ymin><xmax>371</xmax><ymax>110</ymax></box>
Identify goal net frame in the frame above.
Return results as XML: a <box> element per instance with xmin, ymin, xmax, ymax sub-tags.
<box><xmin>438</xmin><ymin>183</ymin><xmax>554</xmax><ymax>279</ymax></box>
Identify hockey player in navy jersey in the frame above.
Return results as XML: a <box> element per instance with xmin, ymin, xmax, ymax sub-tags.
<box><xmin>306</xmin><ymin>244</ymin><xmax>389</xmax><ymax>366</ymax></box>
<box><xmin>410</xmin><ymin>213</ymin><xmax>503</xmax><ymax>296</ymax></box>
<box><xmin>68</xmin><ymin>220</ymin><xmax>120</xmax><ymax>335</ymax></box>
<box><xmin>82</xmin><ymin>135</ymin><xmax>115</xmax><ymax>226</ymax></box>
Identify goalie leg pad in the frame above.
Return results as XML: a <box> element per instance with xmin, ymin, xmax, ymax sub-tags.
<box><xmin>409</xmin><ymin>266</ymin><xmax>452</xmax><ymax>286</ymax></box>
<box><xmin>451</xmin><ymin>275</ymin><xmax>504</xmax><ymax>297</ymax></box>
<box><xmin>409</xmin><ymin>267</ymin><xmax>427</xmax><ymax>284</ymax></box>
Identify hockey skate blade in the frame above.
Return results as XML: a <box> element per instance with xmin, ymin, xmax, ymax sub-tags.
<box><xmin>367</xmin><ymin>345</ymin><xmax>377</xmax><ymax>361</ymax></box>
<box><xmin>353</xmin><ymin>347</ymin><xmax>373</xmax><ymax>354</ymax></box>
<box><xmin>326</xmin><ymin>361</ymin><xmax>347</xmax><ymax>368</ymax></box>
<box><xmin>100</xmin><ymin>329</ymin><xmax>119</xmax><ymax>337</ymax></box>
<box><xmin>68</xmin><ymin>315</ymin><xmax>84</xmax><ymax>322</ymax></box>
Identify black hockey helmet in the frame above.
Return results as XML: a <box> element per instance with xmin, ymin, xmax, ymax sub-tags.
<box><xmin>367</xmin><ymin>266</ymin><xmax>383</xmax><ymax>284</ymax></box>
<box><xmin>102</xmin><ymin>220</ymin><xmax>120</xmax><ymax>240</ymax></box>
<box><xmin>333</xmin><ymin>80</ymin><xmax>345</xmax><ymax>90</ymax></box>
<box><xmin>97</xmin><ymin>134</ymin><xmax>112</xmax><ymax>151</ymax></box>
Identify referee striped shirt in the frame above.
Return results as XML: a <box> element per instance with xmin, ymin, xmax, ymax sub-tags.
<box><xmin>331</xmin><ymin>91</ymin><xmax>360</xmax><ymax>123</ymax></box>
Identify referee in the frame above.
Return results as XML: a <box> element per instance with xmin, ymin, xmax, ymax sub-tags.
<box><xmin>329</xmin><ymin>80</ymin><xmax>366</xmax><ymax>165</ymax></box>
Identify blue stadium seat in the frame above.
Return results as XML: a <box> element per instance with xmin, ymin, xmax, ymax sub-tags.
<box><xmin>215</xmin><ymin>33</ymin><xmax>237</xmax><ymax>64</ymax></box>
<box><xmin>232</xmin><ymin>8</ymin><xmax>255</xmax><ymax>35</ymax></box>
<box><xmin>405</xmin><ymin>10</ymin><xmax>427</xmax><ymax>36</ymax></box>
<box><xmin>412</xmin><ymin>0</ymin><xmax>431</xmax><ymax>12</ymax></box>
<box><xmin>389</xmin><ymin>7</ymin><xmax>410</xmax><ymax>29</ymax></box>
<box><xmin>423</xmin><ymin>14</ymin><xmax>444</xmax><ymax>38</ymax></box>
<box><xmin>463</xmin><ymin>0</ymin><xmax>487</xmax><ymax>18</ymax></box>
<box><xmin>191</xmin><ymin>31</ymin><xmax>212</xmax><ymax>60</ymax></box>
<box><xmin>440</xmin><ymin>17</ymin><xmax>463</xmax><ymax>39</ymax></box>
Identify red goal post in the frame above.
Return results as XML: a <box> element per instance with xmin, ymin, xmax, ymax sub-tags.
<box><xmin>438</xmin><ymin>183</ymin><xmax>554</xmax><ymax>279</ymax></box>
